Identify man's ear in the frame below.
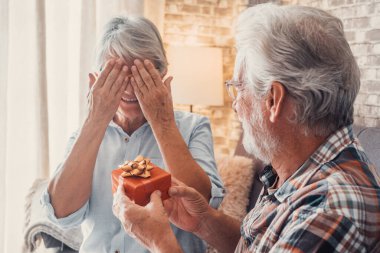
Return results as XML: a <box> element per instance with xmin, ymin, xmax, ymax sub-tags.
<box><xmin>265</xmin><ymin>82</ymin><xmax>286</xmax><ymax>123</ymax></box>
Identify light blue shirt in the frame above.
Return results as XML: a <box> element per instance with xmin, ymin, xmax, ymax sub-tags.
<box><xmin>41</xmin><ymin>111</ymin><xmax>224</xmax><ymax>253</ymax></box>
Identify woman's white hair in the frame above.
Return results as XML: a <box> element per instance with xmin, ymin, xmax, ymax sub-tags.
<box><xmin>235</xmin><ymin>4</ymin><xmax>360</xmax><ymax>136</ymax></box>
<box><xmin>96</xmin><ymin>16</ymin><xmax>167</xmax><ymax>73</ymax></box>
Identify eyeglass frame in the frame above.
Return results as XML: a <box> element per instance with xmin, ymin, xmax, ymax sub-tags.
<box><xmin>225</xmin><ymin>80</ymin><xmax>247</xmax><ymax>100</ymax></box>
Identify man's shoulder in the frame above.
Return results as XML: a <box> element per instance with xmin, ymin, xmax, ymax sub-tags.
<box><xmin>292</xmin><ymin>144</ymin><xmax>379</xmax><ymax>210</ymax></box>
<box><xmin>320</xmin><ymin>144</ymin><xmax>380</xmax><ymax>189</ymax></box>
<box><xmin>303</xmin><ymin>145</ymin><xmax>380</xmax><ymax>217</ymax></box>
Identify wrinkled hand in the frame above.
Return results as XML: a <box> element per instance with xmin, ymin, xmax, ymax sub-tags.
<box><xmin>112</xmin><ymin>180</ymin><xmax>174</xmax><ymax>251</ymax></box>
<box><xmin>130</xmin><ymin>59</ymin><xmax>174</xmax><ymax>127</ymax></box>
<box><xmin>87</xmin><ymin>59</ymin><xmax>129</xmax><ymax>124</ymax></box>
<box><xmin>163</xmin><ymin>178</ymin><xmax>211</xmax><ymax>234</ymax></box>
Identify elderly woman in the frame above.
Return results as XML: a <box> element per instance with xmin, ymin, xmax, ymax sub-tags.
<box><xmin>41</xmin><ymin>16</ymin><xmax>224</xmax><ymax>253</ymax></box>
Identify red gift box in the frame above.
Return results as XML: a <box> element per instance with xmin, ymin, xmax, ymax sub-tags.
<box><xmin>111</xmin><ymin>165</ymin><xmax>171</xmax><ymax>206</ymax></box>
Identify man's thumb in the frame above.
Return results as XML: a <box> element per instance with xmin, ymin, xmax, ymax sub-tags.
<box><xmin>149</xmin><ymin>190</ymin><xmax>163</xmax><ymax>208</ymax></box>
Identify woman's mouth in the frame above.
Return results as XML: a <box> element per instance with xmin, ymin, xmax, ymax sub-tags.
<box><xmin>121</xmin><ymin>97</ymin><xmax>138</xmax><ymax>103</ymax></box>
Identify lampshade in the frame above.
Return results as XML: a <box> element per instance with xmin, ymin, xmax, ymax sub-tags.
<box><xmin>166</xmin><ymin>46</ymin><xmax>224</xmax><ymax>106</ymax></box>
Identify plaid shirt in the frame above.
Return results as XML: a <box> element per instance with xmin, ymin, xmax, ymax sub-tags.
<box><xmin>235</xmin><ymin>125</ymin><xmax>380</xmax><ymax>252</ymax></box>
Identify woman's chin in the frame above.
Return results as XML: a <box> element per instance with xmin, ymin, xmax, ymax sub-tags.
<box><xmin>118</xmin><ymin>100</ymin><xmax>142</xmax><ymax>114</ymax></box>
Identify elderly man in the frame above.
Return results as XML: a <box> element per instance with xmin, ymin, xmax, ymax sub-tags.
<box><xmin>112</xmin><ymin>3</ymin><xmax>380</xmax><ymax>253</ymax></box>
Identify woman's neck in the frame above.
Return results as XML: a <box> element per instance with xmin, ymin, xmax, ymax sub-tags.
<box><xmin>113</xmin><ymin>111</ymin><xmax>146</xmax><ymax>135</ymax></box>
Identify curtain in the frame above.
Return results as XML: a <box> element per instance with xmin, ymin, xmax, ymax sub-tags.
<box><xmin>0</xmin><ymin>0</ymin><xmax>164</xmax><ymax>252</ymax></box>
<box><xmin>1</xmin><ymin>0</ymin><xmax>49</xmax><ymax>251</ymax></box>
<box><xmin>0</xmin><ymin>0</ymin><xmax>9</xmax><ymax>251</ymax></box>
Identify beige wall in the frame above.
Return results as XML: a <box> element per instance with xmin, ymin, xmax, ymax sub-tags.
<box><xmin>163</xmin><ymin>0</ymin><xmax>249</xmax><ymax>155</ymax></box>
<box><xmin>163</xmin><ymin>0</ymin><xmax>380</xmax><ymax>155</ymax></box>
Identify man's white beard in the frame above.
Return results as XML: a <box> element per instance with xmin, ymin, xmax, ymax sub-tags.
<box><xmin>241</xmin><ymin>102</ymin><xmax>279</xmax><ymax>165</ymax></box>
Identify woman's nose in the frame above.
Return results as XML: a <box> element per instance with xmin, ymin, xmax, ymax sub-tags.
<box><xmin>124</xmin><ymin>78</ymin><xmax>134</xmax><ymax>92</ymax></box>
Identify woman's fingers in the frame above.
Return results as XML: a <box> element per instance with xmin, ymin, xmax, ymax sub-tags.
<box><xmin>103</xmin><ymin>59</ymin><xmax>124</xmax><ymax>91</ymax></box>
<box><xmin>95</xmin><ymin>59</ymin><xmax>115</xmax><ymax>88</ymax></box>
<box><xmin>130</xmin><ymin>77</ymin><xmax>144</xmax><ymax>100</ymax></box>
<box><xmin>110</xmin><ymin>66</ymin><xmax>128</xmax><ymax>96</ymax></box>
<box><xmin>117</xmin><ymin>75</ymin><xmax>130</xmax><ymax>96</ymax></box>
<box><xmin>144</xmin><ymin>60</ymin><xmax>163</xmax><ymax>86</ymax></box>
<box><xmin>134</xmin><ymin>59</ymin><xmax>155</xmax><ymax>87</ymax></box>
<box><xmin>131</xmin><ymin>65</ymin><xmax>148</xmax><ymax>94</ymax></box>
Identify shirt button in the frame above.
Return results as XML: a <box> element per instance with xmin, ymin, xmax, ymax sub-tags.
<box><xmin>115</xmin><ymin>250</ymin><xmax>120</xmax><ymax>253</ymax></box>
<box><xmin>124</xmin><ymin>137</ymin><xmax>129</xmax><ymax>142</ymax></box>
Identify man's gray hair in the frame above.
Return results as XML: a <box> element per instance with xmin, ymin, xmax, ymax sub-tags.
<box><xmin>235</xmin><ymin>4</ymin><xmax>360</xmax><ymax>136</ymax></box>
<box><xmin>96</xmin><ymin>16</ymin><xmax>167</xmax><ymax>73</ymax></box>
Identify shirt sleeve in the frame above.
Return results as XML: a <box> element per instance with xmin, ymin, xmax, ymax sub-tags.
<box><xmin>40</xmin><ymin>131</ymin><xmax>90</xmax><ymax>229</ymax></box>
<box><xmin>269</xmin><ymin>211</ymin><xmax>364</xmax><ymax>253</ymax></box>
<box><xmin>188</xmin><ymin>116</ymin><xmax>225</xmax><ymax>209</ymax></box>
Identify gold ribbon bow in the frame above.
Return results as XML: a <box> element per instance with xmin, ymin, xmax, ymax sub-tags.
<box><xmin>118</xmin><ymin>155</ymin><xmax>154</xmax><ymax>178</ymax></box>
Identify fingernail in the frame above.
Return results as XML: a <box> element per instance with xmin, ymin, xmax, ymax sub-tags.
<box><xmin>156</xmin><ymin>190</ymin><xmax>162</xmax><ymax>197</ymax></box>
<box><xmin>122</xmin><ymin>66</ymin><xmax>128</xmax><ymax>72</ymax></box>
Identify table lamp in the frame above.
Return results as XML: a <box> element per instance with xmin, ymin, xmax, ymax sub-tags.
<box><xmin>166</xmin><ymin>46</ymin><xmax>224</xmax><ymax>112</ymax></box>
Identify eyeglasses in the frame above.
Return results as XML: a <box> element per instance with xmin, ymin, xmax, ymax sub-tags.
<box><xmin>225</xmin><ymin>80</ymin><xmax>246</xmax><ymax>100</ymax></box>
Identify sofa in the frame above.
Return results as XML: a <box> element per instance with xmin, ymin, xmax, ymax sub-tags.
<box><xmin>24</xmin><ymin>125</ymin><xmax>380</xmax><ymax>253</ymax></box>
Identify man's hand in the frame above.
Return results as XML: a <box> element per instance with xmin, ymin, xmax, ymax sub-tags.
<box><xmin>112</xmin><ymin>180</ymin><xmax>182</xmax><ymax>253</ymax></box>
<box><xmin>130</xmin><ymin>59</ymin><xmax>174</xmax><ymax>128</ymax></box>
<box><xmin>165</xmin><ymin>179</ymin><xmax>241</xmax><ymax>253</ymax></box>
<box><xmin>163</xmin><ymin>178</ymin><xmax>212</xmax><ymax>235</ymax></box>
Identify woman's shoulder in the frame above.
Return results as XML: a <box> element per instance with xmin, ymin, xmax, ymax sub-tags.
<box><xmin>174</xmin><ymin>110</ymin><xmax>210</xmax><ymax>126</ymax></box>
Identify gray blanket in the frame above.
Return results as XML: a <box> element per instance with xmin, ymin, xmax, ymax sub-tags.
<box><xmin>23</xmin><ymin>178</ymin><xmax>82</xmax><ymax>252</ymax></box>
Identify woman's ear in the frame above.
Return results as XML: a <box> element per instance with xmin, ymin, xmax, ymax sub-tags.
<box><xmin>266</xmin><ymin>82</ymin><xmax>286</xmax><ymax>123</ymax></box>
<box><xmin>161</xmin><ymin>68</ymin><xmax>168</xmax><ymax>78</ymax></box>
<box><xmin>88</xmin><ymin>73</ymin><xmax>96</xmax><ymax>89</ymax></box>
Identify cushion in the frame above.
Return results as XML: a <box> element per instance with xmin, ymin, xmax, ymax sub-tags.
<box><xmin>355</xmin><ymin>126</ymin><xmax>380</xmax><ymax>173</ymax></box>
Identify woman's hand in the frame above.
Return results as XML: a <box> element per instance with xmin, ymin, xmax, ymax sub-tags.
<box><xmin>163</xmin><ymin>178</ymin><xmax>212</xmax><ymax>234</ymax></box>
<box><xmin>130</xmin><ymin>59</ymin><xmax>174</xmax><ymax>128</ymax></box>
<box><xmin>87</xmin><ymin>59</ymin><xmax>129</xmax><ymax>125</ymax></box>
<box><xmin>130</xmin><ymin>59</ymin><xmax>212</xmax><ymax>201</ymax></box>
<box><xmin>112</xmin><ymin>180</ymin><xmax>182</xmax><ymax>253</ymax></box>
